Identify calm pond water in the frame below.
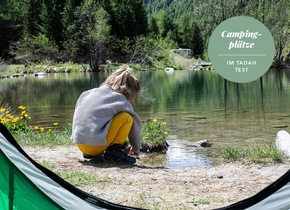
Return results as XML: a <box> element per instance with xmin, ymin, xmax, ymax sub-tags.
<box><xmin>1</xmin><ymin>69</ymin><xmax>290</xmax><ymax>168</ymax></box>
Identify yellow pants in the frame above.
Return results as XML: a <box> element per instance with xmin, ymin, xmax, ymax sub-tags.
<box><xmin>77</xmin><ymin>112</ymin><xmax>133</xmax><ymax>156</ymax></box>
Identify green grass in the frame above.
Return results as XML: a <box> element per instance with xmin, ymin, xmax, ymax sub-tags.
<box><xmin>39</xmin><ymin>161</ymin><xmax>56</xmax><ymax>169</ymax></box>
<box><xmin>39</xmin><ymin>160</ymin><xmax>109</xmax><ymax>186</ymax></box>
<box><xmin>221</xmin><ymin>144</ymin><xmax>287</xmax><ymax>163</ymax></box>
<box><xmin>0</xmin><ymin>63</ymin><xmax>90</xmax><ymax>75</ymax></box>
<box><xmin>55</xmin><ymin>171</ymin><xmax>108</xmax><ymax>186</ymax></box>
<box><xmin>12</xmin><ymin>124</ymin><xmax>73</xmax><ymax>147</ymax></box>
<box><xmin>192</xmin><ymin>198</ymin><xmax>211</xmax><ymax>206</ymax></box>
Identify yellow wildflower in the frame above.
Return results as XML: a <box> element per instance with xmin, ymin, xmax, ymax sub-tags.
<box><xmin>164</xmin><ymin>131</ymin><xmax>168</xmax><ymax>135</ymax></box>
<box><xmin>152</xmin><ymin>118</ymin><xmax>158</xmax><ymax>123</ymax></box>
<box><xmin>0</xmin><ymin>108</ymin><xmax>6</xmax><ymax>112</ymax></box>
<box><xmin>40</xmin><ymin>127</ymin><xmax>45</xmax><ymax>132</ymax></box>
<box><xmin>161</xmin><ymin>122</ymin><xmax>167</xmax><ymax>125</ymax></box>
<box><xmin>7</xmin><ymin>114</ymin><xmax>13</xmax><ymax>119</ymax></box>
<box><xmin>53</xmin><ymin>122</ymin><xmax>58</xmax><ymax>126</ymax></box>
<box><xmin>1</xmin><ymin>119</ymin><xmax>7</xmax><ymax>124</ymax></box>
<box><xmin>12</xmin><ymin>117</ymin><xmax>19</xmax><ymax>123</ymax></box>
<box><xmin>34</xmin><ymin>126</ymin><xmax>39</xmax><ymax>130</ymax></box>
<box><xmin>18</xmin><ymin>106</ymin><xmax>26</xmax><ymax>110</ymax></box>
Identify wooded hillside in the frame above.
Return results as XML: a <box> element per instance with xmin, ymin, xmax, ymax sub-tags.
<box><xmin>0</xmin><ymin>0</ymin><xmax>289</xmax><ymax>70</ymax></box>
<box><xmin>145</xmin><ymin>0</ymin><xmax>290</xmax><ymax>67</ymax></box>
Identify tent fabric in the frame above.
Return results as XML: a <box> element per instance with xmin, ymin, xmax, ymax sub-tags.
<box><xmin>0</xmin><ymin>150</ymin><xmax>63</xmax><ymax>210</ymax></box>
<box><xmin>0</xmin><ymin>123</ymin><xmax>144</xmax><ymax>210</ymax></box>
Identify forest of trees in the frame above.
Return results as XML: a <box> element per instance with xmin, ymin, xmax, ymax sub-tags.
<box><xmin>0</xmin><ymin>0</ymin><xmax>289</xmax><ymax>71</ymax></box>
<box><xmin>145</xmin><ymin>0</ymin><xmax>290</xmax><ymax>67</ymax></box>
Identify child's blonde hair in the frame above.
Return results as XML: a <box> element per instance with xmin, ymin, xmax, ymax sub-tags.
<box><xmin>104</xmin><ymin>66</ymin><xmax>140</xmax><ymax>102</ymax></box>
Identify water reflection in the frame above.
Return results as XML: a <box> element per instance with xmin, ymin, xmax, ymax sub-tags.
<box><xmin>1</xmin><ymin>69</ymin><xmax>290</xmax><ymax>167</ymax></box>
<box><xmin>166</xmin><ymin>138</ymin><xmax>211</xmax><ymax>168</ymax></box>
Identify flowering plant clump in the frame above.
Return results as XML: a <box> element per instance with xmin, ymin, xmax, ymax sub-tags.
<box><xmin>0</xmin><ymin>105</ymin><xmax>31</xmax><ymax>132</ymax></box>
<box><xmin>142</xmin><ymin>118</ymin><xmax>168</xmax><ymax>143</ymax></box>
<box><xmin>0</xmin><ymin>103</ymin><xmax>57</xmax><ymax>133</ymax></box>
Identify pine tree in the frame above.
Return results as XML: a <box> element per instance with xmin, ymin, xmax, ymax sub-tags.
<box><xmin>40</xmin><ymin>0</ymin><xmax>65</xmax><ymax>48</ymax></box>
<box><xmin>100</xmin><ymin>0</ymin><xmax>148</xmax><ymax>39</ymax></box>
<box><xmin>190</xmin><ymin>23</ymin><xmax>204</xmax><ymax>59</ymax></box>
<box><xmin>148</xmin><ymin>16</ymin><xmax>159</xmax><ymax>35</ymax></box>
<box><xmin>153</xmin><ymin>10</ymin><xmax>175</xmax><ymax>39</ymax></box>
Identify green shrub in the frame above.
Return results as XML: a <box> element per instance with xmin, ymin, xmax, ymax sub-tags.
<box><xmin>11</xmin><ymin>34</ymin><xmax>59</xmax><ymax>63</ymax></box>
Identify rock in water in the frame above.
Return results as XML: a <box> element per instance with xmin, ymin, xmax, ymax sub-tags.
<box><xmin>275</xmin><ymin>130</ymin><xmax>290</xmax><ymax>157</ymax></box>
<box><xmin>194</xmin><ymin>139</ymin><xmax>211</xmax><ymax>147</ymax></box>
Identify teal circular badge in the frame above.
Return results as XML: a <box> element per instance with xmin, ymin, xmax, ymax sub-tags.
<box><xmin>208</xmin><ymin>16</ymin><xmax>275</xmax><ymax>83</ymax></box>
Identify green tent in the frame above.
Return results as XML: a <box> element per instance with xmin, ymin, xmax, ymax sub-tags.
<box><xmin>0</xmin><ymin>123</ymin><xmax>143</xmax><ymax>210</ymax></box>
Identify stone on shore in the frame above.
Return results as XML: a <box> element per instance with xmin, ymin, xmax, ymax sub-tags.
<box><xmin>275</xmin><ymin>130</ymin><xmax>290</xmax><ymax>157</ymax></box>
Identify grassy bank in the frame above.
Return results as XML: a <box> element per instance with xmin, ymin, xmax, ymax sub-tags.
<box><xmin>14</xmin><ymin>124</ymin><xmax>288</xmax><ymax>165</ymax></box>
<box><xmin>221</xmin><ymin>145</ymin><xmax>288</xmax><ymax>163</ymax></box>
<box><xmin>12</xmin><ymin>124</ymin><xmax>72</xmax><ymax>147</ymax></box>
<box><xmin>1</xmin><ymin>104</ymin><xmax>168</xmax><ymax>148</ymax></box>
<box><xmin>0</xmin><ymin>63</ymin><xmax>90</xmax><ymax>76</ymax></box>
<box><xmin>0</xmin><ymin>51</ymin><xmax>197</xmax><ymax>78</ymax></box>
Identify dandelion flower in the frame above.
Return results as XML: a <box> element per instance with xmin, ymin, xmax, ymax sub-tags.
<box><xmin>40</xmin><ymin>127</ymin><xmax>45</xmax><ymax>132</ymax></box>
<box><xmin>34</xmin><ymin>126</ymin><xmax>39</xmax><ymax>130</ymax></box>
<box><xmin>161</xmin><ymin>122</ymin><xmax>167</xmax><ymax>125</ymax></box>
<box><xmin>164</xmin><ymin>131</ymin><xmax>168</xmax><ymax>135</ymax></box>
<box><xmin>152</xmin><ymin>118</ymin><xmax>158</xmax><ymax>123</ymax></box>
<box><xmin>53</xmin><ymin>122</ymin><xmax>58</xmax><ymax>126</ymax></box>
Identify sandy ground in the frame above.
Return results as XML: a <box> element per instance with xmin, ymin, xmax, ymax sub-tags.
<box><xmin>23</xmin><ymin>146</ymin><xmax>290</xmax><ymax>210</ymax></box>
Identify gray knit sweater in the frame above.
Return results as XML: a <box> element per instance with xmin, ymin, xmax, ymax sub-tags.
<box><xmin>71</xmin><ymin>84</ymin><xmax>142</xmax><ymax>149</ymax></box>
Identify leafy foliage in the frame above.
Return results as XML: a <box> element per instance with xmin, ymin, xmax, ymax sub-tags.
<box><xmin>67</xmin><ymin>0</ymin><xmax>110</xmax><ymax>71</ymax></box>
<box><xmin>100</xmin><ymin>0</ymin><xmax>148</xmax><ymax>39</ymax></box>
<box><xmin>11</xmin><ymin>34</ymin><xmax>59</xmax><ymax>62</ymax></box>
<box><xmin>142</xmin><ymin>118</ymin><xmax>168</xmax><ymax>143</ymax></box>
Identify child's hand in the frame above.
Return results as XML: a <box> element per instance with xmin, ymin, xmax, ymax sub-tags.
<box><xmin>129</xmin><ymin>147</ymin><xmax>140</xmax><ymax>157</ymax></box>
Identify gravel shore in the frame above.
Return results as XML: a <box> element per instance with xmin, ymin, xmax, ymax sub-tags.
<box><xmin>24</xmin><ymin>146</ymin><xmax>290</xmax><ymax>210</ymax></box>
